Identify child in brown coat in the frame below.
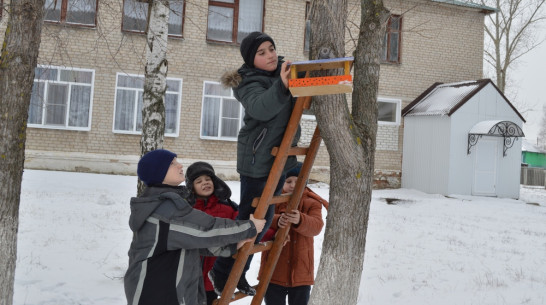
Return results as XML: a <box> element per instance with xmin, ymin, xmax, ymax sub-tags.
<box><xmin>258</xmin><ymin>163</ymin><xmax>328</xmax><ymax>305</ymax></box>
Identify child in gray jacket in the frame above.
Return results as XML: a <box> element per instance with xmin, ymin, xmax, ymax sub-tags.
<box><xmin>124</xmin><ymin>149</ymin><xmax>265</xmax><ymax>305</ymax></box>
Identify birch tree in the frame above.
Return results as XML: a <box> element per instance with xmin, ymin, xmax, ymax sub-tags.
<box><xmin>307</xmin><ymin>1</ymin><xmax>389</xmax><ymax>304</ymax></box>
<box><xmin>137</xmin><ymin>0</ymin><xmax>170</xmax><ymax>195</ymax></box>
<box><xmin>0</xmin><ymin>0</ymin><xmax>45</xmax><ymax>303</ymax></box>
<box><xmin>481</xmin><ymin>0</ymin><xmax>546</xmax><ymax>93</ymax></box>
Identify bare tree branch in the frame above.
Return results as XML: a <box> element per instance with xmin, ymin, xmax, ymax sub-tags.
<box><xmin>481</xmin><ymin>0</ymin><xmax>546</xmax><ymax>93</ymax></box>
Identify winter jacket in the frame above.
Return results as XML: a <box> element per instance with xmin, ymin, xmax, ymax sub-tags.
<box><xmin>221</xmin><ymin>57</ymin><xmax>300</xmax><ymax>178</ymax></box>
<box><xmin>258</xmin><ymin>187</ymin><xmax>327</xmax><ymax>287</ymax></box>
<box><xmin>189</xmin><ymin>194</ymin><xmax>239</xmax><ymax>292</ymax></box>
<box><xmin>124</xmin><ymin>186</ymin><xmax>257</xmax><ymax>305</ymax></box>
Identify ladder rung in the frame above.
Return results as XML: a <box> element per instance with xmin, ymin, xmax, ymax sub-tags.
<box><xmin>271</xmin><ymin>146</ymin><xmax>309</xmax><ymax>156</ymax></box>
<box><xmin>233</xmin><ymin>286</ymin><xmax>258</xmax><ymax>301</ymax></box>
<box><xmin>251</xmin><ymin>194</ymin><xmax>291</xmax><ymax>208</ymax></box>
<box><xmin>248</xmin><ymin>241</ymin><xmax>273</xmax><ymax>254</ymax></box>
<box><xmin>233</xmin><ymin>241</ymin><xmax>273</xmax><ymax>259</ymax></box>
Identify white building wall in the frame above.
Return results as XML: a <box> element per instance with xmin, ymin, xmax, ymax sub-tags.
<box><xmin>402</xmin><ymin>115</ymin><xmax>451</xmax><ymax>194</ymax></box>
<box><xmin>496</xmin><ymin>139</ymin><xmax>522</xmax><ymax>199</ymax></box>
<box><xmin>448</xmin><ymin>111</ymin><xmax>478</xmax><ymax>195</ymax></box>
<box><xmin>299</xmin><ymin>115</ymin><xmax>399</xmax><ymax>151</ymax></box>
<box><xmin>448</xmin><ymin>83</ymin><xmax>524</xmax><ymax>198</ymax></box>
<box><xmin>377</xmin><ymin>125</ymin><xmax>400</xmax><ymax>151</ymax></box>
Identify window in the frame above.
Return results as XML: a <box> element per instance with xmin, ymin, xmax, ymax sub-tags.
<box><xmin>29</xmin><ymin>66</ymin><xmax>94</xmax><ymax>130</ymax></box>
<box><xmin>201</xmin><ymin>81</ymin><xmax>244</xmax><ymax>140</ymax></box>
<box><xmin>113</xmin><ymin>74</ymin><xmax>182</xmax><ymax>136</ymax></box>
<box><xmin>44</xmin><ymin>0</ymin><xmax>97</xmax><ymax>26</ymax></box>
<box><xmin>122</xmin><ymin>0</ymin><xmax>185</xmax><ymax>36</ymax></box>
<box><xmin>378</xmin><ymin>98</ymin><xmax>401</xmax><ymax>125</ymax></box>
<box><xmin>382</xmin><ymin>15</ymin><xmax>402</xmax><ymax>63</ymax></box>
<box><xmin>207</xmin><ymin>0</ymin><xmax>264</xmax><ymax>43</ymax></box>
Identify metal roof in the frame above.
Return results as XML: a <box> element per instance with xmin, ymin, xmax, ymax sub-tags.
<box><xmin>403</xmin><ymin>80</ymin><xmax>484</xmax><ymax>116</ymax></box>
<box><xmin>402</xmin><ymin>79</ymin><xmax>526</xmax><ymax>122</ymax></box>
<box><xmin>469</xmin><ymin>120</ymin><xmax>524</xmax><ymax>137</ymax></box>
<box><xmin>467</xmin><ymin>120</ymin><xmax>525</xmax><ymax>156</ymax></box>
<box><xmin>431</xmin><ymin>0</ymin><xmax>497</xmax><ymax>14</ymax></box>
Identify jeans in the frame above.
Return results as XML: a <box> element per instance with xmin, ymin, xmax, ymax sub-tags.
<box><xmin>211</xmin><ymin>174</ymin><xmax>286</xmax><ymax>279</ymax></box>
<box><xmin>264</xmin><ymin>283</ymin><xmax>311</xmax><ymax>305</ymax></box>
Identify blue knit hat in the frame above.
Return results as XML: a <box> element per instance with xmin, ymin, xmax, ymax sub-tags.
<box><xmin>137</xmin><ymin>149</ymin><xmax>177</xmax><ymax>186</ymax></box>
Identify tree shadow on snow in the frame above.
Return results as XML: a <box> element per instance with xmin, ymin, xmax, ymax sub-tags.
<box><xmin>380</xmin><ymin>198</ymin><xmax>414</xmax><ymax>205</ymax></box>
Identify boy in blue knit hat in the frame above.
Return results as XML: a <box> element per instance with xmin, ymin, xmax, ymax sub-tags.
<box><xmin>124</xmin><ymin>149</ymin><xmax>266</xmax><ymax>305</ymax></box>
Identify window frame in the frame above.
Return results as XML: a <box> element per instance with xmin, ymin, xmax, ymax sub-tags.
<box><xmin>206</xmin><ymin>0</ymin><xmax>265</xmax><ymax>44</ymax></box>
<box><xmin>43</xmin><ymin>0</ymin><xmax>98</xmax><ymax>27</ymax></box>
<box><xmin>112</xmin><ymin>73</ymin><xmax>183</xmax><ymax>137</ymax></box>
<box><xmin>377</xmin><ymin>97</ymin><xmax>401</xmax><ymax>126</ymax></box>
<box><xmin>381</xmin><ymin>15</ymin><xmax>402</xmax><ymax>64</ymax></box>
<box><xmin>200</xmin><ymin>81</ymin><xmax>244</xmax><ymax>141</ymax></box>
<box><xmin>28</xmin><ymin>65</ymin><xmax>95</xmax><ymax>131</ymax></box>
<box><xmin>121</xmin><ymin>0</ymin><xmax>186</xmax><ymax>38</ymax></box>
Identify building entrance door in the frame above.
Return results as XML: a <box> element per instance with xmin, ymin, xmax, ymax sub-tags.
<box><xmin>472</xmin><ymin>138</ymin><xmax>498</xmax><ymax>196</ymax></box>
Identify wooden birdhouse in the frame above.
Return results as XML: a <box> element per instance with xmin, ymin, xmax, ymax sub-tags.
<box><xmin>288</xmin><ymin>57</ymin><xmax>354</xmax><ymax>97</ymax></box>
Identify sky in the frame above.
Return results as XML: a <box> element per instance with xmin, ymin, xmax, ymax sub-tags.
<box><xmin>499</xmin><ymin>24</ymin><xmax>546</xmax><ymax>144</ymax></box>
<box><xmin>12</xmin><ymin>169</ymin><xmax>546</xmax><ymax>305</ymax></box>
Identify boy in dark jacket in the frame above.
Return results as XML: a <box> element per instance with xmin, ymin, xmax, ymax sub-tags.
<box><xmin>210</xmin><ymin>31</ymin><xmax>300</xmax><ymax>297</ymax></box>
<box><xmin>124</xmin><ymin>149</ymin><xmax>265</xmax><ymax>305</ymax></box>
<box><xmin>184</xmin><ymin>161</ymin><xmax>240</xmax><ymax>305</ymax></box>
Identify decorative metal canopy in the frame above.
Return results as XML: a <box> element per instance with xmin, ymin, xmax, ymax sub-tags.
<box><xmin>467</xmin><ymin>120</ymin><xmax>525</xmax><ymax>157</ymax></box>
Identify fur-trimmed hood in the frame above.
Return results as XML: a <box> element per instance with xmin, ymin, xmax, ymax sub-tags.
<box><xmin>220</xmin><ymin>69</ymin><xmax>242</xmax><ymax>88</ymax></box>
<box><xmin>220</xmin><ymin>56</ymin><xmax>285</xmax><ymax>89</ymax></box>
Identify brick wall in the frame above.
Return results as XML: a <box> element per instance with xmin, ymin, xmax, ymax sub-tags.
<box><xmin>0</xmin><ymin>0</ymin><xmax>486</xmax><ymax>187</ymax></box>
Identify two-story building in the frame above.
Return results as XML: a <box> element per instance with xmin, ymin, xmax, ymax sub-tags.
<box><xmin>0</xmin><ymin>0</ymin><xmax>494</xmax><ymax>187</ymax></box>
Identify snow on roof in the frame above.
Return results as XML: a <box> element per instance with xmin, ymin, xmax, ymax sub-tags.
<box><xmin>469</xmin><ymin>120</ymin><xmax>503</xmax><ymax>134</ymax></box>
<box><xmin>402</xmin><ymin>79</ymin><xmax>526</xmax><ymax>122</ymax></box>
<box><xmin>403</xmin><ymin>80</ymin><xmax>482</xmax><ymax>116</ymax></box>
<box><xmin>468</xmin><ymin>120</ymin><xmax>525</xmax><ymax>138</ymax></box>
<box><xmin>431</xmin><ymin>0</ymin><xmax>497</xmax><ymax>13</ymax></box>
<box><xmin>522</xmin><ymin>138</ymin><xmax>546</xmax><ymax>153</ymax></box>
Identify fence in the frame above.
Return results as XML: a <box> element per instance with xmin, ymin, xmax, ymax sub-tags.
<box><xmin>520</xmin><ymin>167</ymin><xmax>546</xmax><ymax>187</ymax></box>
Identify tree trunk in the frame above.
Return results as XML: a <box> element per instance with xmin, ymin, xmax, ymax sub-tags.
<box><xmin>0</xmin><ymin>0</ymin><xmax>45</xmax><ymax>303</ymax></box>
<box><xmin>307</xmin><ymin>1</ymin><xmax>388</xmax><ymax>304</ymax></box>
<box><xmin>138</xmin><ymin>0</ymin><xmax>170</xmax><ymax>195</ymax></box>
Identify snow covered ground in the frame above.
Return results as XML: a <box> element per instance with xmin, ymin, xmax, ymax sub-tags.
<box><xmin>13</xmin><ymin>169</ymin><xmax>546</xmax><ymax>305</ymax></box>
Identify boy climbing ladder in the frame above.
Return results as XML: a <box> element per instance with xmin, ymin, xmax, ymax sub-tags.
<box><xmin>214</xmin><ymin>31</ymin><xmax>353</xmax><ymax>305</ymax></box>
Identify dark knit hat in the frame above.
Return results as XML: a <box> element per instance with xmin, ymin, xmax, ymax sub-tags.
<box><xmin>240</xmin><ymin>31</ymin><xmax>276</xmax><ymax>68</ymax></box>
<box><xmin>286</xmin><ymin>162</ymin><xmax>302</xmax><ymax>178</ymax></box>
<box><xmin>185</xmin><ymin>161</ymin><xmax>231</xmax><ymax>200</ymax></box>
<box><xmin>137</xmin><ymin>149</ymin><xmax>177</xmax><ymax>186</ymax></box>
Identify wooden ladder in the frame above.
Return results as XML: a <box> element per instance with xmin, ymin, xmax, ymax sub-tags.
<box><xmin>214</xmin><ymin>57</ymin><xmax>353</xmax><ymax>305</ymax></box>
